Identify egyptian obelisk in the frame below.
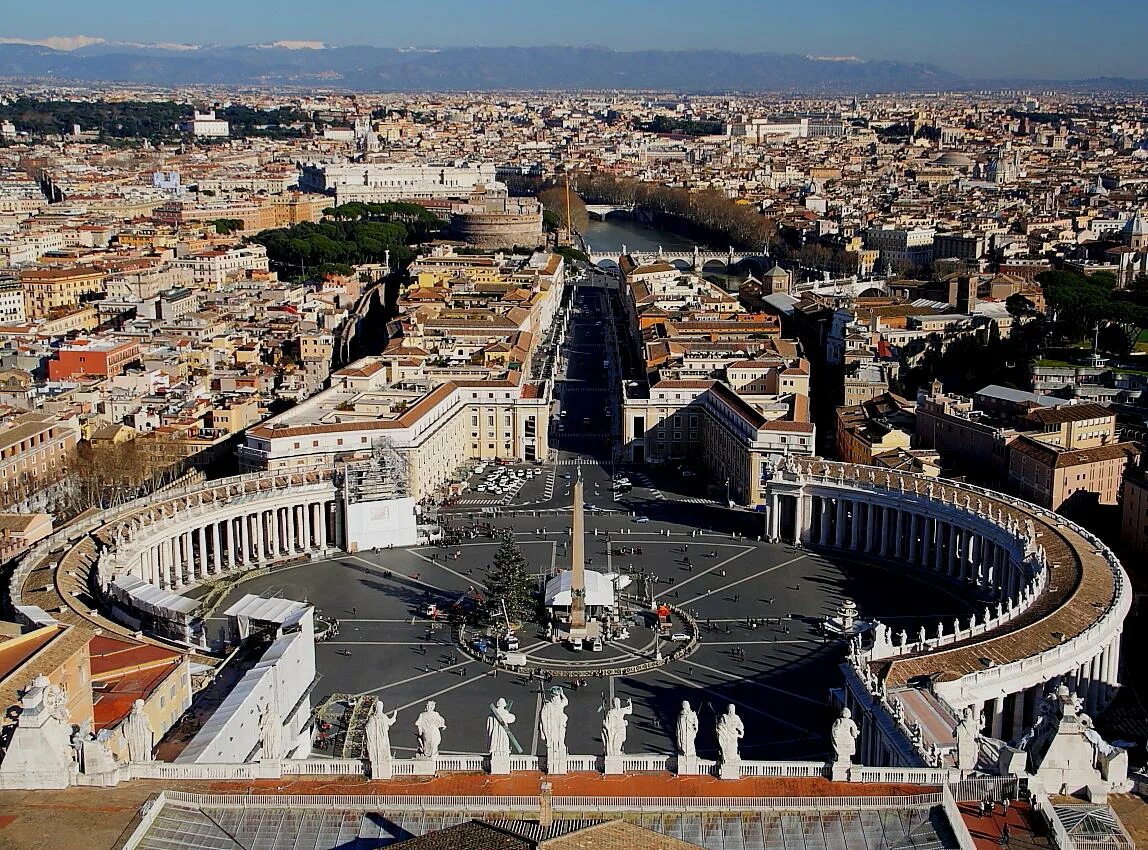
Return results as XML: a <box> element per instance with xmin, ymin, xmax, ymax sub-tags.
<box><xmin>570</xmin><ymin>465</ymin><xmax>586</xmax><ymax>631</ymax></box>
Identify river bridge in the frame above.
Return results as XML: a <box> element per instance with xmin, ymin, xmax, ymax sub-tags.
<box><xmin>587</xmin><ymin>245</ymin><xmax>771</xmax><ymax>273</ymax></box>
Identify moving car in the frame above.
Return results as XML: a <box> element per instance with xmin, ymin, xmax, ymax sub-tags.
<box><xmin>670</xmin><ymin>632</ymin><xmax>690</xmax><ymax>642</ymax></box>
<box><xmin>633</xmin><ymin>516</ymin><xmax>649</xmax><ymax>524</ymax></box>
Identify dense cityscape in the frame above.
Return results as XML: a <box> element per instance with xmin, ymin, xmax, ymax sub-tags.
<box><xmin>0</xmin><ymin>14</ymin><xmax>1147</xmax><ymax>850</ymax></box>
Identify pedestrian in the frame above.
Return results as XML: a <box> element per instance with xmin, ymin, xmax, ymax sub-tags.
<box><xmin>1000</xmin><ymin>824</ymin><xmax>1009</xmax><ymax>847</ymax></box>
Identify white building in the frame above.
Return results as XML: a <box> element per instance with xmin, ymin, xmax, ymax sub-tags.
<box><xmin>299</xmin><ymin>160</ymin><xmax>503</xmax><ymax>203</ymax></box>
<box><xmin>172</xmin><ymin>245</ymin><xmax>270</xmax><ymax>286</ymax></box>
<box><xmin>182</xmin><ymin>110</ymin><xmax>230</xmax><ymax>138</ymax></box>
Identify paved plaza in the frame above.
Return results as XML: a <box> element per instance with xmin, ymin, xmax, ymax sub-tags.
<box><xmin>210</xmin><ymin>506</ymin><xmax>976</xmax><ymax>762</ymax></box>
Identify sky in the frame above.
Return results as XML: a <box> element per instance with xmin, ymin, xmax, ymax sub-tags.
<box><xmin>3</xmin><ymin>0</ymin><xmax>1147</xmax><ymax>80</ymax></box>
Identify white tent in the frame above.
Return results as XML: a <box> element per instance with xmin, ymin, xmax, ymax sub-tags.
<box><xmin>544</xmin><ymin>570</ymin><xmax>630</xmax><ymax>609</ymax></box>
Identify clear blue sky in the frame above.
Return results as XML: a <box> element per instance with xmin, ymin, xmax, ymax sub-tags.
<box><xmin>5</xmin><ymin>0</ymin><xmax>1146</xmax><ymax>79</ymax></box>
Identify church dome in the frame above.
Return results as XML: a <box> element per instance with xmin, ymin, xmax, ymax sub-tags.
<box><xmin>931</xmin><ymin>151</ymin><xmax>974</xmax><ymax>169</ymax></box>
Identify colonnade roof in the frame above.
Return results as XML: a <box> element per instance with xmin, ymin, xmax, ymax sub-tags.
<box><xmin>798</xmin><ymin>460</ymin><xmax>1119</xmax><ymax>688</ymax></box>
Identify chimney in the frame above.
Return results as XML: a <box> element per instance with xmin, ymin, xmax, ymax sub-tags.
<box><xmin>539</xmin><ymin>780</ymin><xmax>554</xmax><ymax>828</ymax></box>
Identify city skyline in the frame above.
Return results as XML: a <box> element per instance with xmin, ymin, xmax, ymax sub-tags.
<box><xmin>3</xmin><ymin>0</ymin><xmax>1148</xmax><ymax>81</ymax></box>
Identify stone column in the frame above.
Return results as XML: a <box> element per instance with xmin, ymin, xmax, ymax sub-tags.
<box><xmin>1011</xmin><ymin>690</ymin><xmax>1027</xmax><ymax>741</ymax></box>
<box><xmin>819</xmin><ymin>497</ymin><xmax>831</xmax><ymax>546</ymax></box>
<box><xmin>990</xmin><ymin>696</ymin><xmax>1005</xmax><ymax>739</ymax></box>
<box><xmin>333</xmin><ymin>501</ymin><xmax>345</xmax><ymax>549</ymax></box>
<box><xmin>850</xmin><ymin>501</ymin><xmax>861</xmax><ymax>549</ymax></box>
<box><xmin>835</xmin><ymin>498</ymin><xmax>847</xmax><ymax>547</ymax></box>
<box><xmin>933</xmin><ymin>521</ymin><xmax>946</xmax><ymax>572</ymax></box>
<box><xmin>865</xmin><ymin>504</ymin><xmax>877</xmax><ymax>553</ymax></box>
<box><xmin>893</xmin><ymin>510</ymin><xmax>904</xmax><ymax>559</ymax></box>
<box><xmin>907</xmin><ymin>513</ymin><xmax>919</xmax><ymax>564</ymax></box>
<box><xmin>209</xmin><ymin>522</ymin><xmax>220</xmax><ymax>574</ymax></box>
<box><xmin>879</xmin><ymin>505</ymin><xmax>891</xmax><ymax>557</ymax></box>
<box><xmin>192</xmin><ymin>527</ymin><xmax>204</xmax><ymax>581</ymax></box>
<box><xmin>947</xmin><ymin>524</ymin><xmax>959</xmax><ymax>577</ymax></box>
<box><xmin>303</xmin><ymin>502</ymin><xmax>314</xmax><ymax>551</ymax></box>
<box><xmin>238</xmin><ymin>515</ymin><xmax>250</xmax><ymax>566</ymax></box>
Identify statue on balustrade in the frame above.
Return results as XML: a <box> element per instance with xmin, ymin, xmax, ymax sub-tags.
<box><xmin>539</xmin><ymin>687</ymin><xmax>568</xmax><ymax>767</ymax></box>
<box><xmin>415</xmin><ymin>700</ymin><xmax>446</xmax><ymax>760</ymax></box>
<box><xmin>487</xmin><ymin>698</ymin><xmax>516</xmax><ymax>758</ymax></box>
<box><xmin>676</xmin><ymin>700</ymin><xmax>699</xmax><ymax>759</ymax></box>
<box><xmin>365</xmin><ymin>699</ymin><xmax>398</xmax><ymax>770</ymax></box>
<box><xmin>954</xmin><ymin>707</ymin><xmax>979</xmax><ymax>771</ymax></box>
<box><xmin>602</xmin><ymin>697</ymin><xmax>633</xmax><ymax>757</ymax></box>
<box><xmin>715</xmin><ymin>704</ymin><xmax>744</xmax><ymax>764</ymax></box>
<box><xmin>123</xmin><ymin>699</ymin><xmax>154</xmax><ymax>764</ymax></box>
<box><xmin>831</xmin><ymin>708</ymin><xmax>859</xmax><ymax>766</ymax></box>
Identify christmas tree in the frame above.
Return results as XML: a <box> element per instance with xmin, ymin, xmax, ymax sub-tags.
<box><xmin>482</xmin><ymin>535</ymin><xmax>537</xmax><ymax>626</ymax></box>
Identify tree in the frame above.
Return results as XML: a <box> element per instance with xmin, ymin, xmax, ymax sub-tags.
<box><xmin>481</xmin><ymin>536</ymin><xmax>537</xmax><ymax>626</ymax></box>
<box><xmin>1005</xmin><ymin>293</ymin><xmax>1036</xmax><ymax>319</ymax></box>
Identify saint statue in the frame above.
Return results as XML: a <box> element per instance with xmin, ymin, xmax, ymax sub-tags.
<box><xmin>123</xmin><ymin>699</ymin><xmax>154</xmax><ymax>764</ymax></box>
<box><xmin>602</xmin><ymin>697</ymin><xmax>633</xmax><ymax>757</ymax></box>
<box><xmin>415</xmin><ymin>700</ymin><xmax>446</xmax><ymax>760</ymax></box>
<box><xmin>487</xmin><ymin>698</ymin><xmax>516</xmax><ymax>758</ymax></box>
<box><xmin>831</xmin><ymin>708</ymin><xmax>860</xmax><ymax>765</ymax></box>
<box><xmin>715</xmin><ymin>704</ymin><xmax>745</xmax><ymax>764</ymax></box>
<box><xmin>365</xmin><ymin>699</ymin><xmax>398</xmax><ymax>770</ymax></box>
<box><xmin>676</xmin><ymin>701</ymin><xmax>699</xmax><ymax>758</ymax></box>
<box><xmin>258</xmin><ymin>701</ymin><xmax>281</xmax><ymax>761</ymax></box>
<box><xmin>539</xmin><ymin>688</ymin><xmax>568</xmax><ymax>766</ymax></box>
<box><xmin>954</xmin><ymin>706</ymin><xmax>979</xmax><ymax>771</ymax></box>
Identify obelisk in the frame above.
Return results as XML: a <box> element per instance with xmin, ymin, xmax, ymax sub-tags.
<box><xmin>570</xmin><ymin>465</ymin><xmax>586</xmax><ymax>631</ymax></box>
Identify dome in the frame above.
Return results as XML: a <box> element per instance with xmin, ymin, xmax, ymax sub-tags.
<box><xmin>931</xmin><ymin>151</ymin><xmax>974</xmax><ymax>168</ymax></box>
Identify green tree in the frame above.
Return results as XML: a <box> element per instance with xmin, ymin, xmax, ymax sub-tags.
<box><xmin>481</xmin><ymin>536</ymin><xmax>537</xmax><ymax>626</ymax></box>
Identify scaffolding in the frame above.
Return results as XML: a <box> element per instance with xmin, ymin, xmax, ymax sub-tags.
<box><xmin>344</xmin><ymin>437</ymin><xmax>410</xmax><ymax>505</ymax></box>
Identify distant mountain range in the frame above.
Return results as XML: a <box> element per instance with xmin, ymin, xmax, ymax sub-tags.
<box><xmin>0</xmin><ymin>42</ymin><xmax>1145</xmax><ymax>93</ymax></box>
<box><xmin>0</xmin><ymin>42</ymin><xmax>969</xmax><ymax>91</ymax></box>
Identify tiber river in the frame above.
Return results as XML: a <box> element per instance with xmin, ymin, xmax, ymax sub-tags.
<box><xmin>581</xmin><ymin>217</ymin><xmax>744</xmax><ymax>290</ymax></box>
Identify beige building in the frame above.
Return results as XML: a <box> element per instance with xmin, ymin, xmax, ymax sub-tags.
<box><xmin>20</xmin><ymin>265</ymin><xmax>107</xmax><ymax>318</ymax></box>
<box><xmin>1008</xmin><ymin>435</ymin><xmax>1139</xmax><ymax>511</ymax></box>
<box><xmin>1120</xmin><ymin>471</ymin><xmax>1148</xmax><ymax>555</ymax></box>
<box><xmin>835</xmin><ymin>393</ymin><xmax>915</xmax><ymax>466</ymax></box>
<box><xmin>0</xmin><ymin>412</ymin><xmax>81</xmax><ymax>509</ymax></box>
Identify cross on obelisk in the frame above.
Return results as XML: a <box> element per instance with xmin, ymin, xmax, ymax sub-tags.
<box><xmin>570</xmin><ymin>464</ymin><xmax>587</xmax><ymax>631</ymax></box>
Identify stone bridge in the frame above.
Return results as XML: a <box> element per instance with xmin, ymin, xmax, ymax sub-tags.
<box><xmin>585</xmin><ymin>204</ymin><xmax>635</xmax><ymax>220</ymax></box>
<box><xmin>587</xmin><ymin>246</ymin><xmax>771</xmax><ymax>274</ymax></box>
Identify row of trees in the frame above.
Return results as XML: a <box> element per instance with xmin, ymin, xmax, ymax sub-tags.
<box><xmin>51</xmin><ymin>437</ymin><xmax>191</xmax><ymax>517</ymax></box>
<box><xmin>572</xmin><ymin>172</ymin><xmax>777</xmax><ymax>250</ymax></box>
<box><xmin>639</xmin><ymin>116</ymin><xmax>724</xmax><ymax>136</ymax></box>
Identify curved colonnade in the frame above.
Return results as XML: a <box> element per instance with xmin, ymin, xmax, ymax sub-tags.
<box><xmin>8</xmin><ymin>466</ymin><xmax>345</xmax><ymax>648</ymax></box>
<box><xmin>764</xmin><ymin>459</ymin><xmax>1129</xmax><ymax>760</ymax></box>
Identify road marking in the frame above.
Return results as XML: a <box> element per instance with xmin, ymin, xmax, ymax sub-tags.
<box><xmin>323</xmin><ymin>641</ymin><xmax>428</xmax><ymax>646</ymax></box>
<box><xmin>344</xmin><ymin>554</ymin><xmax>449</xmax><ymax>594</ymax></box>
<box><xmin>683</xmin><ymin>657</ymin><xmax>825</xmax><ymax>707</ymax></box>
<box><xmin>666</xmin><ymin>546</ymin><xmax>756</xmax><ymax>595</ymax></box>
<box><xmin>658</xmin><ymin>667</ymin><xmax>819</xmax><ymax>735</ymax></box>
<box><xmin>679</xmin><ymin>554</ymin><xmax>808</xmax><ymax>606</ymax></box>
<box><xmin>403</xmin><ymin>550</ymin><xmax>488</xmax><ymax>589</ymax></box>
<box><xmin>390</xmin><ymin>667</ymin><xmax>493</xmax><ymax>713</ymax></box>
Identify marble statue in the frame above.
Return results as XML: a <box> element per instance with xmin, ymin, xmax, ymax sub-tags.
<box><xmin>676</xmin><ymin>701</ymin><xmax>699</xmax><ymax>758</ymax></box>
<box><xmin>716</xmin><ymin>704</ymin><xmax>745</xmax><ymax>765</ymax></box>
<box><xmin>954</xmin><ymin>707</ymin><xmax>979</xmax><ymax>771</ymax></box>
<box><xmin>602</xmin><ymin>697</ymin><xmax>633</xmax><ymax>757</ymax></box>
<box><xmin>258</xmin><ymin>701</ymin><xmax>281</xmax><ymax>761</ymax></box>
<box><xmin>539</xmin><ymin>688</ymin><xmax>568</xmax><ymax>769</ymax></box>
<box><xmin>918</xmin><ymin>625</ymin><xmax>927</xmax><ymax>644</ymax></box>
<box><xmin>415</xmin><ymin>700</ymin><xmax>446</xmax><ymax>760</ymax></box>
<box><xmin>123</xmin><ymin>699</ymin><xmax>154</xmax><ymax>763</ymax></box>
<box><xmin>487</xmin><ymin>698</ymin><xmax>516</xmax><ymax>758</ymax></box>
<box><xmin>365</xmin><ymin>699</ymin><xmax>397</xmax><ymax>770</ymax></box>
<box><xmin>898</xmin><ymin>629</ymin><xmax>908</xmax><ymax>646</ymax></box>
<box><xmin>831</xmin><ymin>708</ymin><xmax>860</xmax><ymax>765</ymax></box>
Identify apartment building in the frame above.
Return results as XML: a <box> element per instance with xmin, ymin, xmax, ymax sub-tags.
<box><xmin>47</xmin><ymin>339</ymin><xmax>142</xmax><ymax>381</ymax></box>
<box><xmin>172</xmin><ymin>245</ymin><xmax>270</xmax><ymax>286</ymax></box>
<box><xmin>1008</xmin><ymin>435</ymin><xmax>1138</xmax><ymax>511</ymax></box>
<box><xmin>835</xmin><ymin>393</ymin><xmax>916</xmax><ymax>466</ymax></box>
<box><xmin>0</xmin><ymin>412</ymin><xmax>80</xmax><ymax>508</ymax></box>
<box><xmin>20</xmin><ymin>265</ymin><xmax>107</xmax><ymax>319</ymax></box>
